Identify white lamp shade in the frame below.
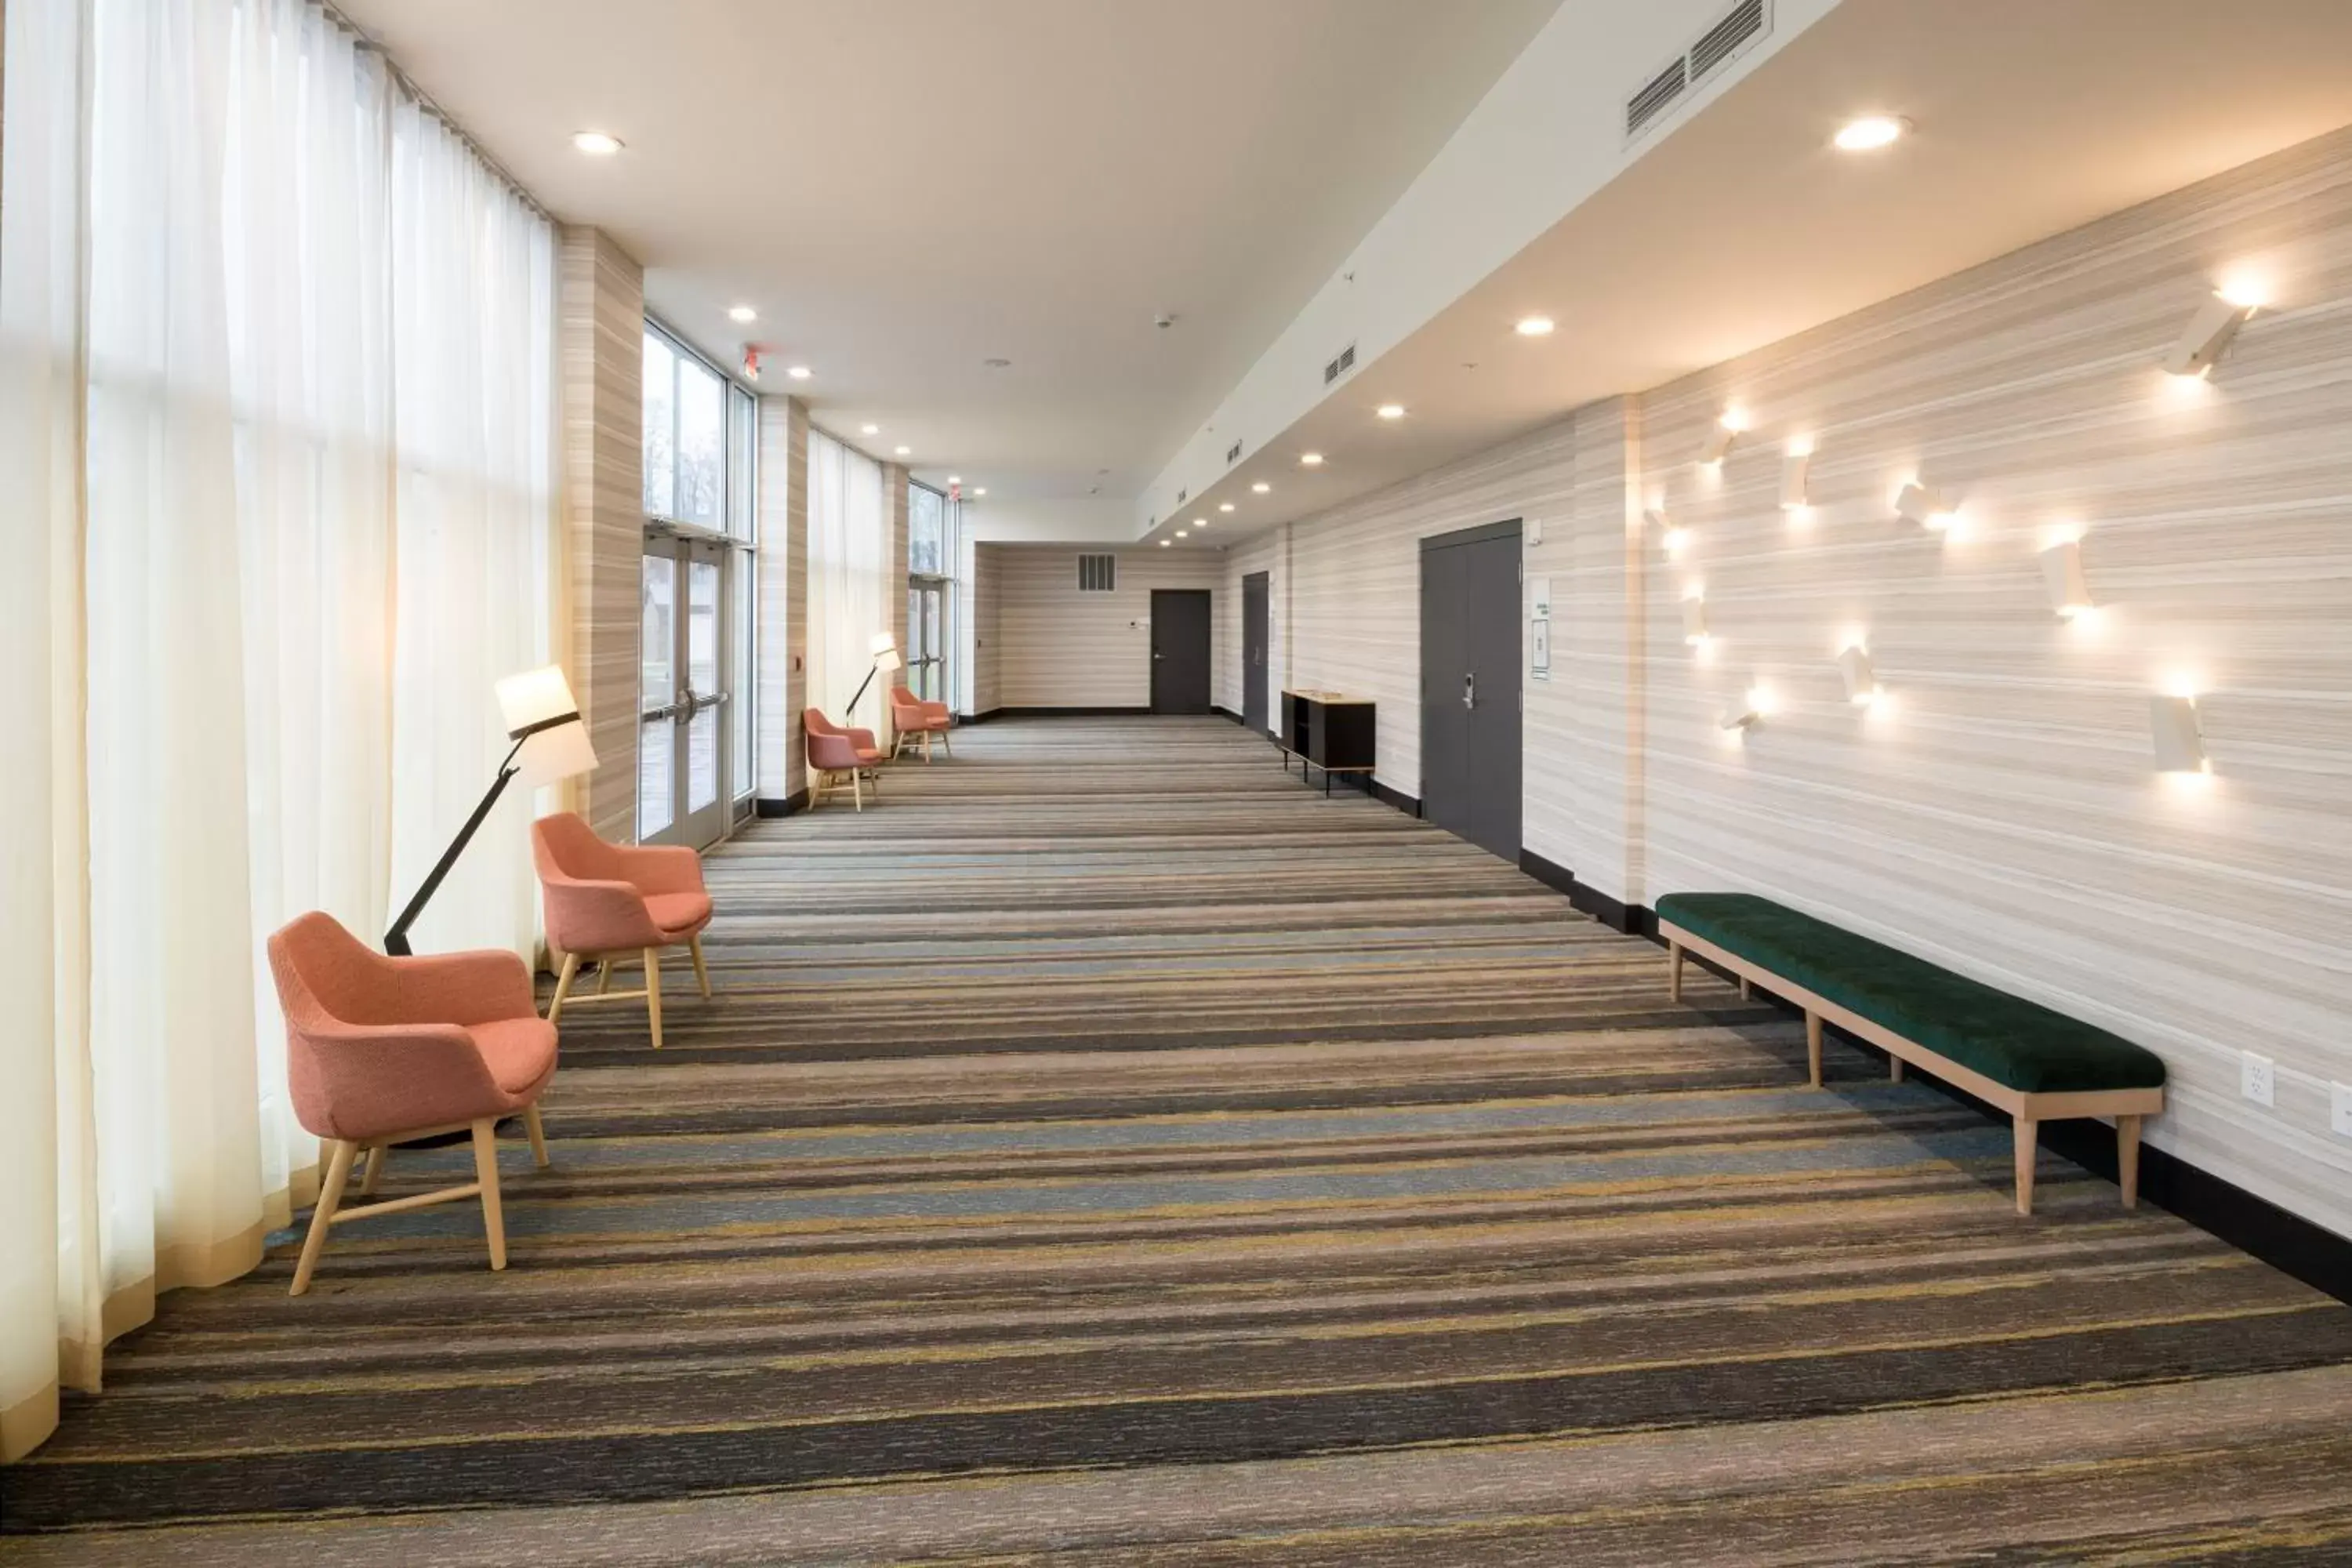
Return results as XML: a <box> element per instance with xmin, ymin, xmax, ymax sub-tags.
<box><xmin>495</xmin><ymin>665</ymin><xmax>581</xmax><ymax>736</ymax></box>
<box><xmin>868</xmin><ymin>631</ymin><xmax>899</xmax><ymax>656</ymax></box>
<box><xmin>516</xmin><ymin>718</ymin><xmax>599</xmax><ymax>788</ymax></box>
<box><xmin>2151</xmin><ymin>695</ymin><xmax>2208</xmax><ymax>773</ymax></box>
<box><xmin>1838</xmin><ymin>646</ymin><xmax>1877</xmax><ymax>703</ymax></box>
<box><xmin>2041</xmin><ymin>541</ymin><xmax>2092</xmax><ymax>617</ymax></box>
<box><xmin>874</xmin><ymin>648</ymin><xmax>906</xmax><ymax>673</ymax></box>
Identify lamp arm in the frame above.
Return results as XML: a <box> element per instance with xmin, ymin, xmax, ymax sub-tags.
<box><xmin>847</xmin><ymin>666</ymin><xmax>879</xmax><ymax>717</ymax></box>
<box><xmin>383</xmin><ymin>732</ymin><xmax>529</xmax><ymax>957</ymax></box>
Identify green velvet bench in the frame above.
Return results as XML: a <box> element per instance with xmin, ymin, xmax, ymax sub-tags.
<box><xmin>1654</xmin><ymin>892</ymin><xmax>2166</xmax><ymax>1215</ymax></box>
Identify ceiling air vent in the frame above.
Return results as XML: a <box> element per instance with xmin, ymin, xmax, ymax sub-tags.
<box><xmin>1323</xmin><ymin>341</ymin><xmax>1358</xmax><ymax>387</ymax></box>
<box><xmin>1690</xmin><ymin>0</ymin><xmax>1766</xmax><ymax>82</ymax></box>
<box><xmin>1625</xmin><ymin>0</ymin><xmax>1772</xmax><ymax>145</ymax></box>
<box><xmin>1076</xmin><ymin>554</ymin><xmax>1116</xmax><ymax>593</ymax></box>
<box><xmin>1227</xmin><ymin>438</ymin><xmax>1243</xmax><ymax>464</ymax></box>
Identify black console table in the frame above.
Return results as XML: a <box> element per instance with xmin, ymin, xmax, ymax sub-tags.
<box><xmin>1278</xmin><ymin>689</ymin><xmax>1377</xmax><ymax>796</ymax></box>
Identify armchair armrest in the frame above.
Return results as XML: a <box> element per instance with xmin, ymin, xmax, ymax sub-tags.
<box><xmin>286</xmin><ymin>1021</ymin><xmax>509</xmax><ymax>1142</ymax></box>
<box><xmin>540</xmin><ymin>875</ymin><xmax>665</xmax><ymax>954</ymax></box>
<box><xmin>844</xmin><ymin>727</ymin><xmax>879</xmax><ymax>753</ymax></box>
<box><xmin>618</xmin><ymin>842</ymin><xmax>706</xmax><ymax>897</ymax></box>
<box><xmin>387</xmin><ymin>949</ymin><xmax>539</xmax><ymax>1025</ymax></box>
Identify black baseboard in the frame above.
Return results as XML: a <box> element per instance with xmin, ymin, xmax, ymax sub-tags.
<box><xmin>1612</xmin><ymin>905</ymin><xmax>2352</xmax><ymax>1307</ymax></box>
<box><xmin>1367</xmin><ymin>776</ymin><xmax>1420</xmax><ymax>818</ymax></box>
<box><xmin>753</xmin><ymin>788</ymin><xmax>811</xmax><ymax>819</ymax></box>
<box><xmin>1516</xmin><ymin>849</ymin><xmax>1643</xmax><ymax>934</ymax></box>
<box><xmin>982</xmin><ymin>705</ymin><xmax>1155</xmax><ymax>719</ymax></box>
<box><xmin>960</xmin><ymin>707</ymin><xmax>1002</xmax><ymax>724</ymax></box>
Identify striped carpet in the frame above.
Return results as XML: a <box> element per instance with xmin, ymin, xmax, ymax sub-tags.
<box><xmin>9</xmin><ymin>716</ymin><xmax>2352</xmax><ymax>1564</ymax></box>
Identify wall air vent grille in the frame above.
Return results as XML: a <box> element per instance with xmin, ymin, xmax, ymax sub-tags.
<box><xmin>1690</xmin><ymin>0</ymin><xmax>1766</xmax><ymax>81</ymax></box>
<box><xmin>1227</xmin><ymin>439</ymin><xmax>1243</xmax><ymax>463</ymax></box>
<box><xmin>1076</xmin><ymin>554</ymin><xmax>1116</xmax><ymax>593</ymax></box>
<box><xmin>1624</xmin><ymin>59</ymin><xmax>1687</xmax><ymax>139</ymax></box>
<box><xmin>1323</xmin><ymin>341</ymin><xmax>1358</xmax><ymax>387</ymax></box>
<box><xmin>1625</xmin><ymin>0</ymin><xmax>1771</xmax><ymax>145</ymax></box>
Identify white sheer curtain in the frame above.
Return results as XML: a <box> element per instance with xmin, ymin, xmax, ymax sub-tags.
<box><xmin>0</xmin><ymin>0</ymin><xmax>559</xmax><ymax>1463</ymax></box>
<box><xmin>806</xmin><ymin>430</ymin><xmax>891</xmax><ymax>737</ymax></box>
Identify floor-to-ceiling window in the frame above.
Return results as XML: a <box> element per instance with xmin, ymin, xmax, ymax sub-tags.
<box><xmin>908</xmin><ymin>479</ymin><xmax>955</xmax><ymax>705</ymax></box>
<box><xmin>639</xmin><ymin>322</ymin><xmax>757</xmax><ymax>846</ymax></box>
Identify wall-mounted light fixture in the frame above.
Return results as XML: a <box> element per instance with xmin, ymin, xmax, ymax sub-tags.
<box><xmin>1721</xmin><ymin>682</ymin><xmax>1770</xmax><ymax>730</ymax></box>
<box><xmin>2164</xmin><ymin>287</ymin><xmax>2261</xmax><ymax>379</ymax></box>
<box><xmin>2040</xmin><ymin>539</ymin><xmax>2094</xmax><ymax>619</ymax></box>
<box><xmin>1781</xmin><ymin>448</ymin><xmax>1812</xmax><ymax>510</ymax></box>
<box><xmin>2150</xmin><ymin>693</ymin><xmax>2209</xmax><ymax>774</ymax></box>
<box><xmin>1838</xmin><ymin>645</ymin><xmax>1878</xmax><ymax>705</ymax></box>
<box><xmin>1647</xmin><ymin>508</ymin><xmax>1690</xmax><ymax>556</ymax></box>
<box><xmin>1894</xmin><ymin>481</ymin><xmax>1956</xmax><ymax>530</ymax></box>
<box><xmin>1681</xmin><ymin>595</ymin><xmax>1710</xmax><ymax>646</ymax></box>
<box><xmin>1698</xmin><ymin>408</ymin><xmax>1746</xmax><ymax>466</ymax></box>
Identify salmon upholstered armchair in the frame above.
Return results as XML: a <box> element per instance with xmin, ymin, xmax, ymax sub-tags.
<box><xmin>532</xmin><ymin>812</ymin><xmax>714</xmax><ymax>1048</ymax></box>
<box><xmin>887</xmin><ymin>684</ymin><xmax>954</xmax><ymax>761</ymax></box>
<box><xmin>266</xmin><ymin>912</ymin><xmax>556</xmax><ymax>1296</ymax></box>
<box><xmin>804</xmin><ymin>706</ymin><xmax>887</xmax><ymax>810</ymax></box>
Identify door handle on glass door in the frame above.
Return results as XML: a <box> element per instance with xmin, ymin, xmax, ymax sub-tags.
<box><xmin>1463</xmin><ymin>672</ymin><xmax>1476</xmax><ymax>710</ymax></box>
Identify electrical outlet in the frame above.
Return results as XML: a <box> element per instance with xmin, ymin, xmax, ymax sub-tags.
<box><xmin>2240</xmin><ymin>1051</ymin><xmax>2275</xmax><ymax>1109</ymax></box>
<box><xmin>2332</xmin><ymin>1082</ymin><xmax>2352</xmax><ymax>1139</ymax></box>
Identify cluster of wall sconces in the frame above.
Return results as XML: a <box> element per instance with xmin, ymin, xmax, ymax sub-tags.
<box><xmin>1673</xmin><ymin>275</ymin><xmax>2259</xmax><ymax>775</ymax></box>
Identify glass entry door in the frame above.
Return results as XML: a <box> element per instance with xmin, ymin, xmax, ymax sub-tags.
<box><xmin>640</xmin><ymin>535</ymin><xmax>731</xmax><ymax>848</ymax></box>
<box><xmin>908</xmin><ymin>578</ymin><xmax>949</xmax><ymax>703</ymax></box>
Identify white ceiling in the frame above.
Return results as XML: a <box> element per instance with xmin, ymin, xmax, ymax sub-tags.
<box><xmin>333</xmin><ymin>0</ymin><xmax>1562</xmax><ymax>501</ymax></box>
<box><xmin>1153</xmin><ymin>0</ymin><xmax>2352</xmax><ymax>546</ymax></box>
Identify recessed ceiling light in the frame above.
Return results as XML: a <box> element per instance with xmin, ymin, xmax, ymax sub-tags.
<box><xmin>947</xmin><ymin>475</ymin><xmax>963</xmax><ymax>485</ymax></box>
<box><xmin>728</xmin><ymin>305</ymin><xmax>758</xmax><ymax>324</ymax></box>
<box><xmin>1300</xmin><ymin>452</ymin><xmax>1324</xmax><ymax>467</ymax></box>
<box><xmin>1376</xmin><ymin>404</ymin><xmax>1406</xmax><ymax>420</ymax></box>
<box><xmin>895</xmin><ymin>445</ymin><xmax>912</xmax><ymax>456</ymax></box>
<box><xmin>1250</xmin><ymin>482</ymin><xmax>1271</xmax><ymax>494</ymax></box>
<box><xmin>861</xmin><ymin>424</ymin><xmax>880</xmax><ymax>436</ymax></box>
<box><xmin>1175</xmin><ymin>530</ymin><xmax>1189</xmax><ymax>539</ymax></box>
<box><xmin>1515</xmin><ymin>315</ymin><xmax>1555</xmax><ymax>337</ymax></box>
<box><xmin>1833</xmin><ymin>114</ymin><xmax>1909</xmax><ymax>152</ymax></box>
<box><xmin>1192</xmin><ymin>517</ymin><xmax>1206</xmax><ymax>527</ymax></box>
<box><xmin>973</xmin><ymin>487</ymin><xmax>988</xmax><ymax>496</ymax></box>
<box><xmin>786</xmin><ymin>365</ymin><xmax>812</xmax><ymax>380</ymax></box>
<box><xmin>1218</xmin><ymin>503</ymin><xmax>1235</xmax><ymax>513</ymax></box>
<box><xmin>571</xmin><ymin>131</ymin><xmax>624</xmax><ymax>156</ymax></box>
<box><xmin>1159</xmin><ymin>539</ymin><xmax>1172</xmax><ymax>547</ymax></box>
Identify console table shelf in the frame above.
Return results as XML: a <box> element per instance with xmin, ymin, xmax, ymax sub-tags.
<box><xmin>1279</xmin><ymin>689</ymin><xmax>1377</xmax><ymax>797</ymax></box>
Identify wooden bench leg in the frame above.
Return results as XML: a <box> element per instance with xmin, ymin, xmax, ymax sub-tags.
<box><xmin>1805</xmin><ymin>1011</ymin><xmax>1823</xmax><ymax>1089</ymax></box>
<box><xmin>2013</xmin><ymin>1116</ymin><xmax>2039</xmax><ymax>1216</ymax></box>
<box><xmin>1738</xmin><ymin>974</ymin><xmax>1752</xmax><ymax>1000</ymax></box>
<box><xmin>2117</xmin><ymin>1114</ymin><xmax>2141</xmax><ymax>1210</ymax></box>
<box><xmin>1668</xmin><ymin>942</ymin><xmax>1683</xmax><ymax>1003</ymax></box>
<box><xmin>1889</xmin><ymin>1054</ymin><xmax>1905</xmax><ymax>1083</ymax></box>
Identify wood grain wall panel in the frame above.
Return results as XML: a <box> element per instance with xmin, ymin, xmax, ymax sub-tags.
<box><xmin>985</xmin><ymin>546</ymin><xmax>1224</xmax><ymax>709</ymax></box>
<box><xmin>755</xmin><ymin>394</ymin><xmax>807</xmax><ymax>801</ymax></box>
<box><xmin>1633</xmin><ymin>122</ymin><xmax>2352</xmax><ymax>1239</ymax></box>
<box><xmin>969</xmin><ymin>543</ymin><xmax>1001</xmax><ymax>715</ymax></box>
<box><xmin>557</xmin><ymin>227</ymin><xmax>644</xmax><ymax>844</ymax></box>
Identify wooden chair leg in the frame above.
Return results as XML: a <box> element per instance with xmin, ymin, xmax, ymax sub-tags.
<box><xmin>597</xmin><ymin>956</ymin><xmax>615</xmax><ymax>995</ymax></box>
<box><xmin>1668</xmin><ymin>942</ymin><xmax>1683</xmax><ymax>1003</ymax></box>
<box><xmin>470</xmin><ymin>1119</ymin><xmax>507</xmax><ymax>1271</ymax></box>
<box><xmin>644</xmin><ymin>946</ymin><xmax>665</xmax><ymax>1048</ymax></box>
<box><xmin>939</xmin><ymin>728</ymin><xmax>951</xmax><ymax>757</ymax></box>
<box><xmin>360</xmin><ymin>1142</ymin><xmax>387</xmax><ymax>1197</ymax></box>
<box><xmin>1805</xmin><ymin>1012</ymin><xmax>1823</xmax><ymax>1089</ymax></box>
<box><xmin>2013</xmin><ymin>1116</ymin><xmax>2039</xmax><ymax>1216</ymax></box>
<box><xmin>851</xmin><ymin>770</ymin><xmax>864</xmax><ymax>812</ymax></box>
<box><xmin>921</xmin><ymin>730</ymin><xmax>933</xmax><ymax>762</ymax></box>
<box><xmin>292</xmin><ymin>1140</ymin><xmax>357</xmax><ymax>1297</ymax></box>
<box><xmin>688</xmin><ymin>933</ymin><xmax>712</xmax><ymax>997</ymax></box>
<box><xmin>547</xmin><ymin>951</ymin><xmax>581</xmax><ymax>1023</ymax></box>
<box><xmin>524</xmin><ymin>1104</ymin><xmax>550</xmax><ymax>1169</ymax></box>
<box><xmin>2117</xmin><ymin>1114</ymin><xmax>2142</xmax><ymax>1210</ymax></box>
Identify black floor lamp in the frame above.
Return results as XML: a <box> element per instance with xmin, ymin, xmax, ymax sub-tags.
<box><xmin>384</xmin><ymin>665</ymin><xmax>599</xmax><ymax>956</ymax></box>
<box><xmin>844</xmin><ymin>631</ymin><xmax>902</xmax><ymax>720</ymax></box>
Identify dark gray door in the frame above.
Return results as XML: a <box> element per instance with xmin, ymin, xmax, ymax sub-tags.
<box><xmin>1241</xmin><ymin>572</ymin><xmax>1270</xmax><ymax>734</ymax></box>
<box><xmin>1420</xmin><ymin>522</ymin><xmax>1522</xmax><ymax>860</ymax></box>
<box><xmin>1150</xmin><ymin>589</ymin><xmax>1213</xmax><ymax>715</ymax></box>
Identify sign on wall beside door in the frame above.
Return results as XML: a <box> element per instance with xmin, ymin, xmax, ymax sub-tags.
<box><xmin>1529</xmin><ymin>574</ymin><xmax>1552</xmax><ymax>681</ymax></box>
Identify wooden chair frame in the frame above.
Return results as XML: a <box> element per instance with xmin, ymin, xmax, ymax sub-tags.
<box><xmin>810</xmin><ymin>760</ymin><xmax>884</xmax><ymax>811</ymax></box>
<box><xmin>292</xmin><ymin>1109</ymin><xmax>549</xmax><ymax>1296</ymax></box>
<box><xmin>544</xmin><ymin>934</ymin><xmax>712</xmax><ymax>1049</ymax></box>
<box><xmin>1663</xmin><ymin>921</ymin><xmax>2162</xmax><ymax>1216</ymax></box>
